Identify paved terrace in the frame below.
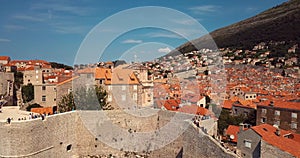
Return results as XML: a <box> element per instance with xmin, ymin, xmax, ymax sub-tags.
<box><xmin>0</xmin><ymin>106</ymin><xmax>32</xmax><ymax>122</ymax></box>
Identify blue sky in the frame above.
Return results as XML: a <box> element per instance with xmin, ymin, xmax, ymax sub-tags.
<box><xmin>0</xmin><ymin>0</ymin><xmax>287</xmax><ymax>65</ymax></box>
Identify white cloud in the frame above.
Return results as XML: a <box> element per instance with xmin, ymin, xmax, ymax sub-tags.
<box><xmin>31</xmin><ymin>3</ymin><xmax>93</xmax><ymax>16</ymax></box>
<box><xmin>147</xmin><ymin>32</ymin><xmax>183</xmax><ymax>39</ymax></box>
<box><xmin>4</xmin><ymin>25</ymin><xmax>26</xmax><ymax>31</ymax></box>
<box><xmin>122</xmin><ymin>39</ymin><xmax>143</xmax><ymax>44</ymax></box>
<box><xmin>172</xmin><ymin>19</ymin><xmax>198</xmax><ymax>25</ymax></box>
<box><xmin>13</xmin><ymin>15</ymin><xmax>44</xmax><ymax>22</ymax></box>
<box><xmin>158</xmin><ymin>47</ymin><xmax>172</xmax><ymax>53</ymax></box>
<box><xmin>0</xmin><ymin>38</ymin><xmax>11</xmax><ymax>42</ymax></box>
<box><xmin>189</xmin><ymin>5</ymin><xmax>220</xmax><ymax>14</ymax></box>
<box><xmin>50</xmin><ymin>21</ymin><xmax>91</xmax><ymax>35</ymax></box>
<box><xmin>53</xmin><ymin>25</ymin><xmax>89</xmax><ymax>34</ymax></box>
<box><xmin>246</xmin><ymin>7</ymin><xmax>258</xmax><ymax>13</ymax></box>
<box><xmin>147</xmin><ymin>28</ymin><xmax>206</xmax><ymax>39</ymax></box>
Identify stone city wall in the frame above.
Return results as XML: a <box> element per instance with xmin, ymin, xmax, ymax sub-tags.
<box><xmin>0</xmin><ymin>110</ymin><xmax>236</xmax><ymax>158</ymax></box>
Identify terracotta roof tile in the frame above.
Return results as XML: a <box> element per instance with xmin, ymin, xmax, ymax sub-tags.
<box><xmin>95</xmin><ymin>67</ymin><xmax>110</xmax><ymax>79</ymax></box>
<box><xmin>258</xmin><ymin>101</ymin><xmax>300</xmax><ymax>111</ymax></box>
<box><xmin>223</xmin><ymin>100</ymin><xmax>234</xmax><ymax>109</ymax></box>
<box><xmin>0</xmin><ymin>56</ymin><xmax>10</xmax><ymax>61</ymax></box>
<box><xmin>226</xmin><ymin>125</ymin><xmax>240</xmax><ymax>143</ymax></box>
<box><xmin>251</xmin><ymin>124</ymin><xmax>300</xmax><ymax>157</ymax></box>
<box><xmin>178</xmin><ymin>104</ymin><xmax>209</xmax><ymax>115</ymax></box>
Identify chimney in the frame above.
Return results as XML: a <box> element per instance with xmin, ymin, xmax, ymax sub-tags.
<box><xmin>239</xmin><ymin>123</ymin><xmax>244</xmax><ymax>131</ymax></box>
<box><xmin>270</xmin><ymin>101</ymin><xmax>274</xmax><ymax>107</ymax></box>
<box><xmin>276</xmin><ymin>128</ymin><xmax>281</xmax><ymax>136</ymax></box>
<box><xmin>273</xmin><ymin>124</ymin><xmax>280</xmax><ymax>136</ymax></box>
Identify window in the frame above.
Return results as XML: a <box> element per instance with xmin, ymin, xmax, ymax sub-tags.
<box><xmin>275</xmin><ymin>110</ymin><xmax>280</xmax><ymax>116</ymax></box>
<box><xmin>292</xmin><ymin>113</ymin><xmax>297</xmax><ymax>119</ymax></box>
<box><xmin>274</xmin><ymin>120</ymin><xmax>280</xmax><ymax>126</ymax></box>
<box><xmin>87</xmin><ymin>74</ymin><xmax>92</xmax><ymax>79</ymax></box>
<box><xmin>66</xmin><ymin>144</ymin><xmax>72</xmax><ymax>151</ymax></box>
<box><xmin>42</xmin><ymin>86</ymin><xmax>46</xmax><ymax>91</ymax></box>
<box><xmin>261</xmin><ymin>117</ymin><xmax>266</xmax><ymax>123</ymax></box>
<box><xmin>291</xmin><ymin>122</ymin><xmax>297</xmax><ymax>129</ymax></box>
<box><xmin>262</xmin><ymin>108</ymin><xmax>267</xmax><ymax>114</ymax></box>
<box><xmin>133</xmin><ymin>85</ymin><xmax>137</xmax><ymax>90</ymax></box>
<box><xmin>244</xmin><ymin>140</ymin><xmax>251</xmax><ymax>148</ymax></box>
<box><xmin>122</xmin><ymin>85</ymin><xmax>126</xmax><ymax>90</ymax></box>
<box><xmin>122</xmin><ymin>95</ymin><xmax>126</xmax><ymax>101</ymax></box>
<box><xmin>42</xmin><ymin>96</ymin><xmax>46</xmax><ymax>102</ymax></box>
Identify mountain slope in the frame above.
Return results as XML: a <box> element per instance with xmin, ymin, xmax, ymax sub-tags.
<box><xmin>172</xmin><ymin>0</ymin><xmax>300</xmax><ymax>55</ymax></box>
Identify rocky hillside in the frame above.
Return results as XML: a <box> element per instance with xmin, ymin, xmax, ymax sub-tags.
<box><xmin>171</xmin><ymin>0</ymin><xmax>300</xmax><ymax>55</ymax></box>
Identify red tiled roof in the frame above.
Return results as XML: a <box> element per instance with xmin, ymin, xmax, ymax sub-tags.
<box><xmin>76</xmin><ymin>67</ymin><xmax>95</xmax><ymax>74</ymax></box>
<box><xmin>226</xmin><ymin>125</ymin><xmax>240</xmax><ymax>143</ymax></box>
<box><xmin>109</xmin><ymin>67</ymin><xmax>140</xmax><ymax>85</ymax></box>
<box><xmin>178</xmin><ymin>104</ymin><xmax>209</xmax><ymax>116</ymax></box>
<box><xmin>57</xmin><ymin>76</ymin><xmax>79</xmax><ymax>86</ymax></box>
<box><xmin>0</xmin><ymin>56</ymin><xmax>10</xmax><ymax>61</ymax></box>
<box><xmin>233</xmin><ymin>99</ymin><xmax>257</xmax><ymax>109</ymax></box>
<box><xmin>95</xmin><ymin>67</ymin><xmax>111</xmax><ymax>79</ymax></box>
<box><xmin>162</xmin><ymin>99</ymin><xmax>180</xmax><ymax>111</ymax></box>
<box><xmin>258</xmin><ymin>101</ymin><xmax>300</xmax><ymax>111</ymax></box>
<box><xmin>25</xmin><ymin>66</ymin><xmax>35</xmax><ymax>71</ymax></box>
<box><xmin>223</xmin><ymin>100</ymin><xmax>234</xmax><ymax>109</ymax></box>
<box><xmin>251</xmin><ymin>124</ymin><xmax>300</xmax><ymax>157</ymax></box>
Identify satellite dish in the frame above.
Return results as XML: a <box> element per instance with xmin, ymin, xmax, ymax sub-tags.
<box><xmin>230</xmin><ymin>135</ymin><xmax>235</xmax><ymax>140</ymax></box>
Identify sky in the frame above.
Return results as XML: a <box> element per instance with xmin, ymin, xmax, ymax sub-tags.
<box><xmin>0</xmin><ymin>0</ymin><xmax>288</xmax><ymax>66</ymax></box>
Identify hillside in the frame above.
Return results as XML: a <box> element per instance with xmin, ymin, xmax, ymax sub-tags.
<box><xmin>171</xmin><ymin>0</ymin><xmax>300</xmax><ymax>55</ymax></box>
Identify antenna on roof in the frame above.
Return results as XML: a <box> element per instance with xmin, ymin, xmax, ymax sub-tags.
<box><xmin>134</xmin><ymin>54</ymin><xmax>137</xmax><ymax>63</ymax></box>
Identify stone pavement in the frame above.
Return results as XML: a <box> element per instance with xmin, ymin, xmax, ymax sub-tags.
<box><xmin>0</xmin><ymin>106</ymin><xmax>32</xmax><ymax>122</ymax></box>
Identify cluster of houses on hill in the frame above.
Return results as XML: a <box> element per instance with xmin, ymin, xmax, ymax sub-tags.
<box><xmin>140</xmin><ymin>48</ymin><xmax>300</xmax><ymax>157</ymax></box>
<box><xmin>221</xmin><ymin>42</ymin><xmax>299</xmax><ymax>71</ymax></box>
<box><xmin>0</xmin><ymin>57</ymin><xmax>156</xmax><ymax>112</ymax></box>
<box><xmin>1</xmin><ymin>52</ymin><xmax>300</xmax><ymax>157</ymax></box>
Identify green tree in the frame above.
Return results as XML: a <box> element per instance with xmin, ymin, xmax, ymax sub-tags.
<box><xmin>218</xmin><ymin>109</ymin><xmax>245</xmax><ymax>135</ymax></box>
<box><xmin>58</xmin><ymin>85</ymin><xmax>112</xmax><ymax>113</ymax></box>
<box><xmin>26</xmin><ymin>103</ymin><xmax>42</xmax><ymax>111</ymax></box>
<box><xmin>50</xmin><ymin>62</ymin><xmax>73</xmax><ymax>70</ymax></box>
<box><xmin>21</xmin><ymin>83</ymin><xmax>34</xmax><ymax>103</ymax></box>
<box><xmin>58</xmin><ymin>92</ymin><xmax>75</xmax><ymax>113</ymax></box>
<box><xmin>14</xmin><ymin>71</ymin><xmax>23</xmax><ymax>88</ymax></box>
<box><xmin>95</xmin><ymin>85</ymin><xmax>112</xmax><ymax>110</ymax></box>
<box><xmin>244</xmin><ymin>110</ymin><xmax>257</xmax><ymax>126</ymax></box>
